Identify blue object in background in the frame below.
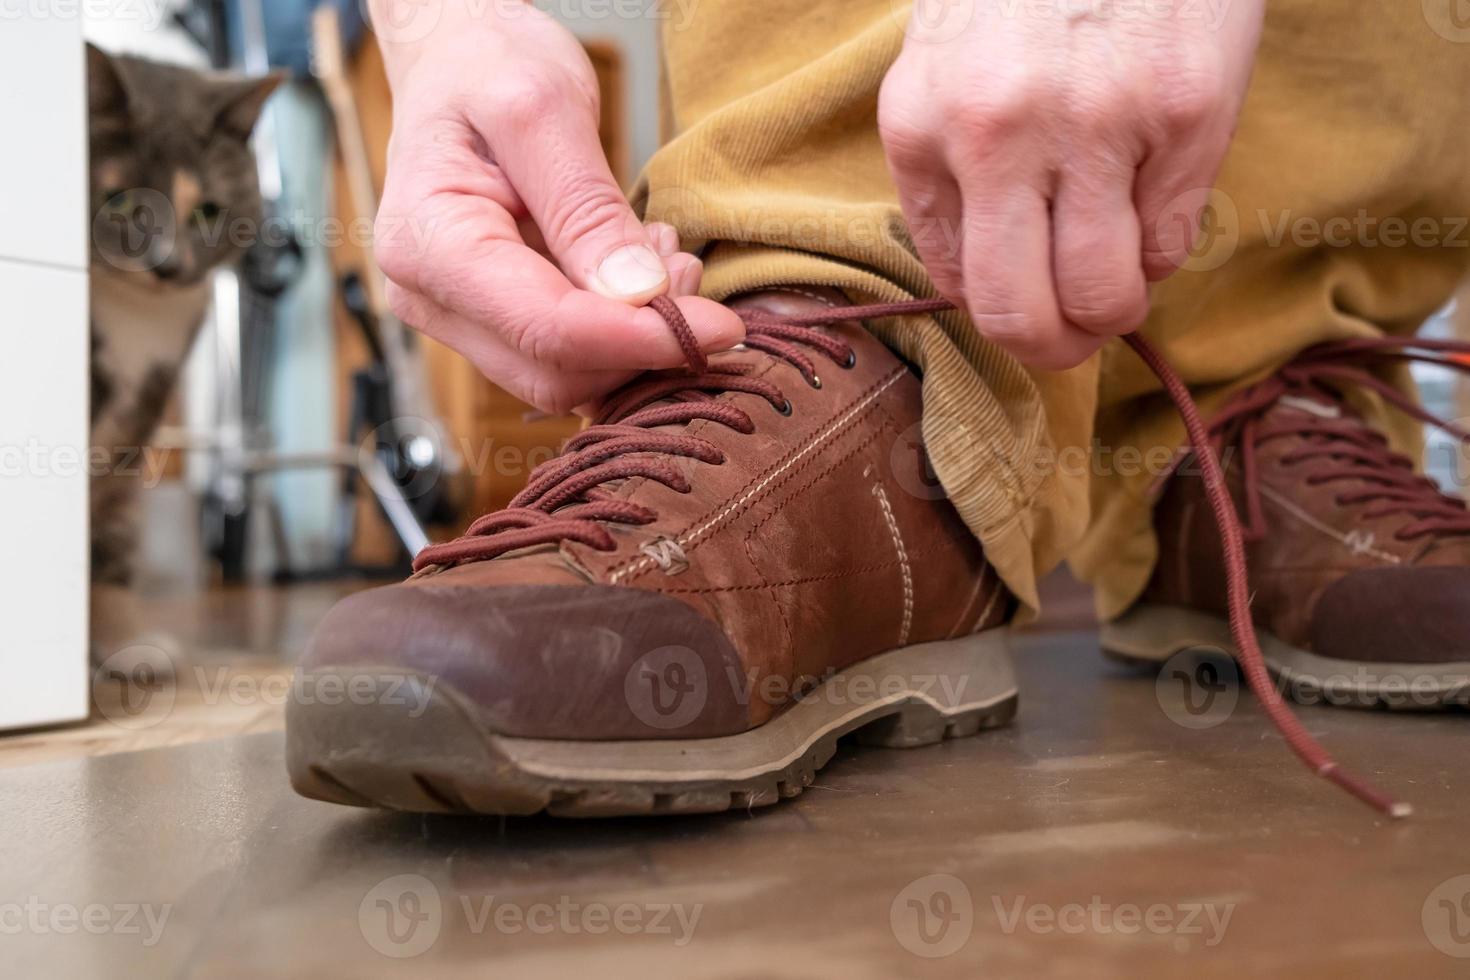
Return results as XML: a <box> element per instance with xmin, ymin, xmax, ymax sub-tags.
<box><xmin>226</xmin><ymin>0</ymin><xmax>364</xmax><ymax>76</ymax></box>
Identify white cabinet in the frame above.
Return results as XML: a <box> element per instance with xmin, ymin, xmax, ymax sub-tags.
<box><xmin>0</xmin><ymin>259</ymin><xmax>90</xmax><ymax>729</ymax></box>
<box><xmin>0</xmin><ymin>16</ymin><xmax>87</xmax><ymax>270</ymax></box>
<box><xmin>0</xmin><ymin>8</ymin><xmax>89</xmax><ymax>730</ymax></box>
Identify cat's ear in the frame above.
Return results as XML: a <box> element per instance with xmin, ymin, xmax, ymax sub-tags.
<box><xmin>214</xmin><ymin>70</ymin><xmax>287</xmax><ymax>139</ymax></box>
<box><xmin>86</xmin><ymin>42</ymin><xmax>129</xmax><ymax>118</ymax></box>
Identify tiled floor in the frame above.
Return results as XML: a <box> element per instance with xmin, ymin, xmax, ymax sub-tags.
<box><xmin>3</xmin><ymin>603</ymin><xmax>1466</xmax><ymax>978</ymax></box>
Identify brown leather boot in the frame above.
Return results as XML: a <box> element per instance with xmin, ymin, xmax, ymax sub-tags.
<box><xmin>1104</xmin><ymin>337</ymin><xmax>1470</xmax><ymax>709</ymax></box>
<box><xmin>288</xmin><ymin>288</ymin><xmax>1016</xmax><ymax>816</ymax></box>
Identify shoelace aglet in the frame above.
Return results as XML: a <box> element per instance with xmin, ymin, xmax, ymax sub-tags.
<box><xmin>1320</xmin><ymin>764</ymin><xmax>1413</xmax><ymax>820</ymax></box>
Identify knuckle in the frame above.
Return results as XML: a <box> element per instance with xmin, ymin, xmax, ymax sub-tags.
<box><xmin>503</xmin><ymin>309</ymin><xmax>569</xmax><ymax>368</ymax></box>
<box><xmin>523</xmin><ymin>326</ymin><xmax>566</xmax><ymax>367</ymax></box>
<box><xmin>375</xmin><ymin>224</ymin><xmax>419</xmax><ymax>288</ymax></box>
<box><xmin>385</xmin><ymin>283</ymin><xmax>417</xmax><ymax>324</ymax></box>
<box><xmin>522</xmin><ymin>376</ymin><xmax>577</xmax><ymax>416</ymax></box>
<box><xmin>484</xmin><ymin>68</ymin><xmax>584</xmax><ymax>130</ymax></box>
<box><xmin>878</xmin><ymin>74</ymin><xmax>933</xmax><ymax>161</ymax></box>
<box><xmin>950</xmin><ymin>70</ymin><xmax>1049</xmax><ymax>144</ymax></box>
<box><xmin>1152</xmin><ymin>54</ymin><xmax>1225</xmax><ymax>133</ymax></box>
<box><xmin>538</xmin><ymin>177</ymin><xmax>633</xmax><ymax>249</ymax></box>
<box><xmin>1060</xmin><ymin>278</ymin><xmax>1144</xmax><ymax>332</ymax></box>
<box><xmin>952</xmin><ymin>104</ymin><xmax>1024</xmax><ymax>147</ymax></box>
<box><xmin>878</xmin><ymin>113</ymin><xmax>932</xmax><ymax>169</ymax></box>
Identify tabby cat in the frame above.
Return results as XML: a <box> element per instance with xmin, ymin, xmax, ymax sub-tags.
<box><xmin>87</xmin><ymin>43</ymin><xmax>281</xmax><ymax>667</ymax></box>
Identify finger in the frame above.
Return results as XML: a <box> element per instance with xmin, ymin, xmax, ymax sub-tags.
<box><xmin>478</xmin><ymin>91</ymin><xmax>668</xmax><ymax>303</ymax></box>
<box><xmin>895</xmin><ymin>166</ymin><xmax>968</xmax><ymax>306</ymax></box>
<box><xmin>957</xmin><ymin>181</ymin><xmax>1105</xmax><ymax>371</ymax></box>
<box><xmin>881</xmin><ymin>116</ymin><xmax>967</xmax><ymax>303</ymax></box>
<box><xmin>377</xmin><ymin>149</ymin><xmax>744</xmax><ymax>370</ymax></box>
<box><xmin>646</xmin><ymin>222</ymin><xmax>681</xmax><ymax>258</ymax></box>
<box><xmin>415</xmin><ymin>234</ymin><xmax>743</xmax><ymax>371</ymax></box>
<box><xmin>1051</xmin><ymin>163</ymin><xmax>1150</xmax><ymax>336</ymax></box>
<box><xmin>388</xmin><ymin>283</ymin><xmax>634</xmax><ymax>414</ymax></box>
<box><xmin>1135</xmin><ymin>139</ymin><xmax>1229</xmax><ymax>281</ymax></box>
<box><xmin>664</xmin><ymin>253</ymin><xmax>703</xmax><ymax>298</ymax></box>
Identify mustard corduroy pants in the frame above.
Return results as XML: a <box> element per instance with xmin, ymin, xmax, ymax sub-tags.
<box><xmin>633</xmin><ymin>1</ymin><xmax>1470</xmax><ymax>615</ymax></box>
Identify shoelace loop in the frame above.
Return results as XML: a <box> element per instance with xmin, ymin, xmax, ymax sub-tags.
<box><xmin>411</xmin><ymin>294</ymin><xmax>856</xmax><ymax>571</ymax></box>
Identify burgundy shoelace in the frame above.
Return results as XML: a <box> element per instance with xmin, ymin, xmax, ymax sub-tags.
<box><xmin>412</xmin><ymin>295</ymin><xmax>857</xmax><ymax>569</ymax></box>
<box><xmin>1200</xmin><ymin>337</ymin><xmax>1470</xmax><ymax>544</ymax></box>
<box><xmin>416</xmin><ymin>294</ymin><xmax>1470</xmax><ymax>819</ymax></box>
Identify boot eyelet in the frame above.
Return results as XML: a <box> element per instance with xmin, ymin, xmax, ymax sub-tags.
<box><xmin>776</xmin><ymin>399</ymin><xmax>793</xmax><ymax>416</ymax></box>
<box><xmin>842</xmin><ymin>351</ymin><xmax>857</xmax><ymax>369</ymax></box>
<box><xmin>807</xmin><ymin>374</ymin><xmax>822</xmax><ymax>389</ymax></box>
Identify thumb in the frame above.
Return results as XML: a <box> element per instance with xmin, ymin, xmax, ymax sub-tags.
<box><xmin>490</xmin><ymin>98</ymin><xmax>667</xmax><ymax>304</ymax></box>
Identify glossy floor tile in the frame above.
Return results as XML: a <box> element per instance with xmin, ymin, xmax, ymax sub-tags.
<box><xmin>3</xmin><ymin>631</ymin><xmax>1467</xmax><ymax>978</ymax></box>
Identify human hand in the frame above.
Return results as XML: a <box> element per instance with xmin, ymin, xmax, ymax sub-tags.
<box><xmin>879</xmin><ymin>0</ymin><xmax>1265</xmax><ymax>369</ymax></box>
<box><xmin>371</xmin><ymin>3</ymin><xmax>742</xmax><ymax>412</ymax></box>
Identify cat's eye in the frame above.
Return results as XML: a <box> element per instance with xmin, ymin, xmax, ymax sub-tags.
<box><xmin>103</xmin><ymin>188</ymin><xmax>134</xmax><ymax>209</ymax></box>
<box><xmin>193</xmin><ymin>201</ymin><xmax>222</xmax><ymax>224</ymax></box>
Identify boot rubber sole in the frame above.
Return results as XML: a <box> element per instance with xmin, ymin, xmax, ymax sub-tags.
<box><xmin>1102</xmin><ymin>603</ymin><xmax>1470</xmax><ymax>710</ymax></box>
<box><xmin>286</xmin><ymin>628</ymin><xmax>1017</xmax><ymax>817</ymax></box>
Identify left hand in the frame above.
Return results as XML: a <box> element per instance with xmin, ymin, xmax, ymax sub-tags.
<box><xmin>878</xmin><ymin>0</ymin><xmax>1266</xmax><ymax>369</ymax></box>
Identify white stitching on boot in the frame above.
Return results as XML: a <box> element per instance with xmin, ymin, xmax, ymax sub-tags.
<box><xmin>869</xmin><ymin>470</ymin><xmax>913</xmax><ymax>647</ymax></box>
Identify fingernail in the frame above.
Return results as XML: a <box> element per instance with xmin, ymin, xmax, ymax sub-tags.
<box><xmin>648</xmin><ymin>223</ymin><xmax>679</xmax><ymax>257</ymax></box>
<box><xmin>672</xmin><ymin>256</ymin><xmax>703</xmax><ymax>298</ymax></box>
<box><xmin>595</xmin><ymin>244</ymin><xmax>667</xmax><ymax>300</ymax></box>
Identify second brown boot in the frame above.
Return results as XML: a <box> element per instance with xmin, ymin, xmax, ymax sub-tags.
<box><xmin>1104</xmin><ymin>337</ymin><xmax>1470</xmax><ymax>709</ymax></box>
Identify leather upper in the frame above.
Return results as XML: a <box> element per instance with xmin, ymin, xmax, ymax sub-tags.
<box><xmin>302</xmin><ymin>290</ymin><xmax>1013</xmax><ymax>738</ymax></box>
<box><xmin>1146</xmin><ymin>394</ymin><xmax>1470</xmax><ymax>664</ymax></box>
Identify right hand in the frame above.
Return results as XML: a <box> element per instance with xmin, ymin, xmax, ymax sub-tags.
<box><xmin>371</xmin><ymin>3</ymin><xmax>744</xmax><ymax>413</ymax></box>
